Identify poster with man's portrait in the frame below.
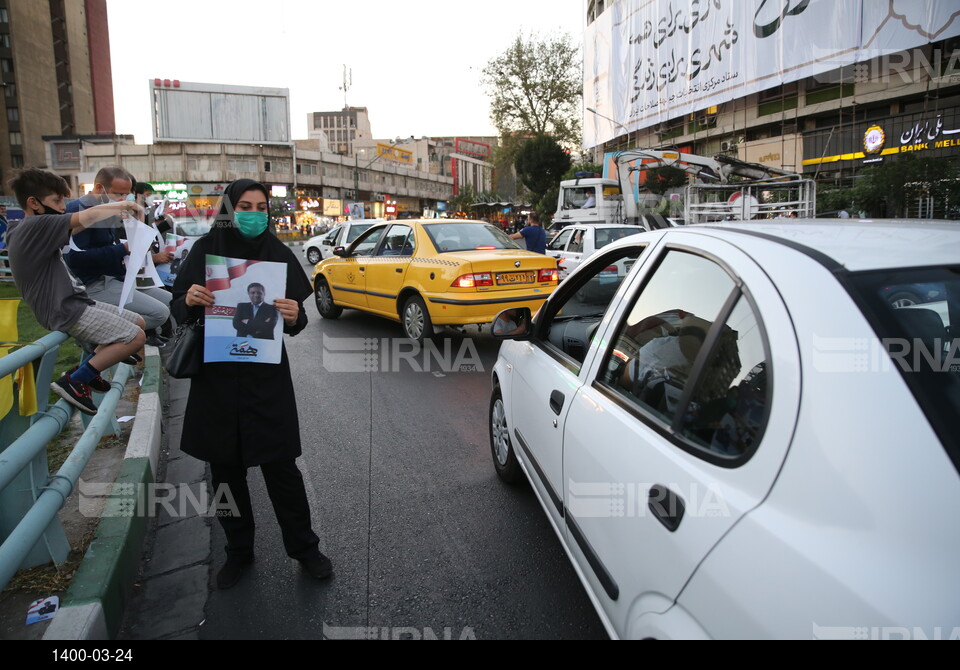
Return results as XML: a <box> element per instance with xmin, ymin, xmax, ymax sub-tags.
<box><xmin>156</xmin><ymin>234</ymin><xmax>199</xmax><ymax>288</ymax></box>
<box><xmin>203</xmin><ymin>255</ymin><xmax>287</xmax><ymax>365</ymax></box>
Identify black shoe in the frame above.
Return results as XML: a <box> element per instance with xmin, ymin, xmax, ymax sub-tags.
<box><xmin>216</xmin><ymin>556</ymin><xmax>253</xmax><ymax>590</ymax></box>
<box><xmin>67</xmin><ymin>365</ymin><xmax>111</xmax><ymax>394</ymax></box>
<box><xmin>51</xmin><ymin>373</ymin><xmax>98</xmax><ymax>416</ymax></box>
<box><xmin>298</xmin><ymin>552</ymin><xmax>333</xmax><ymax>580</ymax></box>
<box><xmin>88</xmin><ymin>374</ymin><xmax>112</xmax><ymax>394</ymax></box>
<box><xmin>145</xmin><ymin>334</ymin><xmax>168</xmax><ymax>348</ymax></box>
<box><xmin>122</xmin><ymin>353</ymin><xmax>143</xmax><ymax>366</ymax></box>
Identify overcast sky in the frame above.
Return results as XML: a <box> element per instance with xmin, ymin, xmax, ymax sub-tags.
<box><xmin>106</xmin><ymin>0</ymin><xmax>585</xmax><ymax>144</ymax></box>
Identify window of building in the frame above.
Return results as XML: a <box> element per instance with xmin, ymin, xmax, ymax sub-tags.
<box><xmin>265</xmin><ymin>160</ymin><xmax>290</xmax><ymax>173</ymax></box>
<box><xmin>11</xmin><ymin>154</ymin><xmax>23</xmax><ymax>168</ymax></box>
<box><xmin>0</xmin><ymin>9</ymin><xmax>8</xmax><ymax>23</ymax></box>
<box><xmin>8</xmin><ymin>131</ymin><xmax>21</xmax><ymax>146</ymax></box>
<box><xmin>5</xmin><ymin>82</ymin><xmax>15</xmax><ymax>98</ymax></box>
<box><xmin>6</xmin><ymin>106</ymin><xmax>16</xmax><ymax>122</ymax></box>
<box><xmin>187</xmin><ymin>156</ymin><xmax>220</xmax><ymax>172</ymax></box>
<box><xmin>1</xmin><ymin>58</ymin><xmax>12</xmax><ymax>74</ymax></box>
<box><xmin>228</xmin><ymin>158</ymin><xmax>258</xmax><ymax>173</ymax></box>
<box><xmin>0</xmin><ymin>34</ymin><xmax>10</xmax><ymax>48</ymax></box>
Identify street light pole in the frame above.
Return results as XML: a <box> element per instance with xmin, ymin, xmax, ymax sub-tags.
<box><xmin>586</xmin><ymin>107</ymin><xmax>631</xmax><ymax>154</ymax></box>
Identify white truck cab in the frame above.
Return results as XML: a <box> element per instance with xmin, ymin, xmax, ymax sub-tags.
<box><xmin>554</xmin><ymin>173</ymin><xmax>623</xmax><ymax>228</ymax></box>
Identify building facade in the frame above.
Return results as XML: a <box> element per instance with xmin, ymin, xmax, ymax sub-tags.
<box><xmin>0</xmin><ymin>0</ymin><xmax>114</xmax><ymax>195</ymax></box>
<box><xmin>308</xmin><ymin>104</ymin><xmax>498</xmax><ymax>199</ymax></box>
<box><xmin>584</xmin><ymin>0</ymin><xmax>960</xmax><ymax>216</ymax></box>
<box><xmin>44</xmin><ymin>135</ymin><xmax>455</xmax><ymax>222</ymax></box>
<box><xmin>308</xmin><ymin>107</ymin><xmax>372</xmax><ymax>157</ymax></box>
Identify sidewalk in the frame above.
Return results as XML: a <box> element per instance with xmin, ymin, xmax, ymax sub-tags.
<box><xmin>116</xmin><ymin>374</ymin><xmax>210</xmax><ymax>640</ymax></box>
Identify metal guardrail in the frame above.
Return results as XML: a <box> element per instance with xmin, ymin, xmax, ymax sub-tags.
<box><xmin>685</xmin><ymin>178</ymin><xmax>817</xmax><ymax>223</ymax></box>
<box><xmin>0</xmin><ymin>331</ymin><xmax>132</xmax><ymax>593</ymax></box>
<box><xmin>0</xmin><ymin>250</ymin><xmax>13</xmax><ymax>282</ymax></box>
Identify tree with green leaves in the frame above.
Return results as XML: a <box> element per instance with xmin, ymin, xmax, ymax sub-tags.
<box><xmin>515</xmin><ymin>135</ymin><xmax>572</xmax><ymax>216</ymax></box>
<box><xmin>449</xmin><ymin>184</ymin><xmax>478</xmax><ymax>217</ymax></box>
<box><xmin>849</xmin><ymin>156</ymin><xmax>960</xmax><ymax>218</ymax></box>
<box><xmin>644</xmin><ymin>166</ymin><xmax>688</xmax><ymax>196</ymax></box>
<box><xmin>482</xmin><ymin>31</ymin><xmax>582</xmax><ymax>150</ymax></box>
<box><xmin>563</xmin><ymin>163</ymin><xmax>604</xmax><ymax>180</ymax></box>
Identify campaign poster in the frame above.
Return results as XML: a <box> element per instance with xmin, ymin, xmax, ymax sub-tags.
<box><xmin>26</xmin><ymin>596</ymin><xmax>59</xmax><ymax>625</ymax></box>
<box><xmin>203</xmin><ymin>255</ymin><xmax>287</xmax><ymax>365</ymax></box>
<box><xmin>156</xmin><ymin>234</ymin><xmax>199</xmax><ymax>288</ymax></box>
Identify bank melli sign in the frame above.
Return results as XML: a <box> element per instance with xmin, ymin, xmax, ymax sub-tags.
<box><xmin>584</xmin><ymin>0</ymin><xmax>960</xmax><ymax>148</ymax></box>
<box><xmin>802</xmin><ymin>109</ymin><xmax>960</xmax><ymax>169</ymax></box>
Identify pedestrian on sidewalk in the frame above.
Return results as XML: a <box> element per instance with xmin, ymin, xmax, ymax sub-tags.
<box><xmin>170</xmin><ymin>179</ymin><xmax>332</xmax><ymax>589</ymax></box>
<box><xmin>7</xmin><ymin>168</ymin><xmax>147</xmax><ymax>416</ymax></box>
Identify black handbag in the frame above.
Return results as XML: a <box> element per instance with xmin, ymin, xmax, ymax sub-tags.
<box><xmin>164</xmin><ymin>320</ymin><xmax>204</xmax><ymax>379</ymax></box>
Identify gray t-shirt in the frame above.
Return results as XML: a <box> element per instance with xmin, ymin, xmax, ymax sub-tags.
<box><xmin>7</xmin><ymin>213</ymin><xmax>95</xmax><ymax>332</ymax></box>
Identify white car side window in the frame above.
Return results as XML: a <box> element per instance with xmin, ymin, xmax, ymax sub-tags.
<box><xmin>600</xmin><ymin>251</ymin><xmax>735</xmax><ymax>424</ymax></box>
<box><xmin>598</xmin><ymin>249</ymin><xmax>772</xmax><ymax>464</ymax></box>
<box><xmin>537</xmin><ymin>247</ymin><xmax>645</xmax><ymax>368</ymax></box>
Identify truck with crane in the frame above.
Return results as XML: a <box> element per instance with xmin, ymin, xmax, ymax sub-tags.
<box><xmin>554</xmin><ymin>149</ymin><xmax>816</xmax><ymax>230</ymax></box>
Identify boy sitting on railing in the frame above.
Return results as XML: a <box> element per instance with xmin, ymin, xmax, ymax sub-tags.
<box><xmin>6</xmin><ymin>169</ymin><xmax>147</xmax><ymax>416</ymax></box>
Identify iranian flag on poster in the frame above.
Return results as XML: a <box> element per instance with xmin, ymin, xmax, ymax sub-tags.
<box><xmin>203</xmin><ymin>255</ymin><xmax>287</xmax><ymax>365</ymax></box>
<box><xmin>204</xmin><ymin>255</ymin><xmax>265</xmax><ymax>292</ymax></box>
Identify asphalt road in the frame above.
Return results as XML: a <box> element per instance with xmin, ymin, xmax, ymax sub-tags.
<box><xmin>197</xmin><ymin>255</ymin><xmax>608</xmax><ymax>640</ymax></box>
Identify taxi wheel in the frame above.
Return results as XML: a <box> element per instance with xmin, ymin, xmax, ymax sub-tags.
<box><xmin>402</xmin><ymin>295</ymin><xmax>433</xmax><ymax>344</ymax></box>
<box><xmin>490</xmin><ymin>387</ymin><xmax>522</xmax><ymax>484</ymax></box>
<box><xmin>306</xmin><ymin>248</ymin><xmax>321</xmax><ymax>265</ymax></box>
<box><xmin>315</xmin><ymin>277</ymin><xmax>342</xmax><ymax>319</ymax></box>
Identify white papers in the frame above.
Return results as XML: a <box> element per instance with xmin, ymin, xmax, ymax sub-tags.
<box><xmin>118</xmin><ymin>217</ymin><xmax>163</xmax><ymax>313</ymax></box>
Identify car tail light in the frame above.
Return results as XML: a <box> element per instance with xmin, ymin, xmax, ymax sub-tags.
<box><xmin>601</xmin><ymin>265</ymin><xmax>619</xmax><ymax>275</ymax></box>
<box><xmin>538</xmin><ymin>269</ymin><xmax>559</xmax><ymax>283</ymax></box>
<box><xmin>452</xmin><ymin>273</ymin><xmax>494</xmax><ymax>288</ymax></box>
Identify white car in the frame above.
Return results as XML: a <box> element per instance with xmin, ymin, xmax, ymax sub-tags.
<box><xmin>489</xmin><ymin>220</ymin><xmax>960</xmax><ymax>640</ymax></box>
<box><xmin>546</xmin><ymin>224</ymin><xmax>644</xmax><ymax>278</ymax></box>
<box><xmin>303</xmin><ymin>220</ymin><xmax>381</xmax><ymax>265</ymax></box>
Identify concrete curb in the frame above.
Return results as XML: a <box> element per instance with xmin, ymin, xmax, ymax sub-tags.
<box><xmin>43</xmin><ymin>347</ymin><xmax>164</xmax><ymax>641</ymax></box>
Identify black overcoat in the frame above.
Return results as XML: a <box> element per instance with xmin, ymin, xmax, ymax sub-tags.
<box><xmin>171</xmin><ymin>180</ymin><xmax>313</xmax><ymax>467</ymax></box>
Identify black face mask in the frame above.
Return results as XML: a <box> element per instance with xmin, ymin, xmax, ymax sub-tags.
<box><xmin>42</xmin><ymin>205</ymin><xmax>64</xmax><ymax>216</ymax></box>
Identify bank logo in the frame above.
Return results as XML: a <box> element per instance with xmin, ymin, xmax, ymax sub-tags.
<box><xmin>863</xmin><ymin>125</ymin><xmax>886</xmax><ymax>154</ymax></box>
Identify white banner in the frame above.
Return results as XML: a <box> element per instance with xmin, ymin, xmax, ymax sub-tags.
<box><xmin>584</xmin><ymin>0</ymin><xmax>960</xmax><ymax>148</ymax></box>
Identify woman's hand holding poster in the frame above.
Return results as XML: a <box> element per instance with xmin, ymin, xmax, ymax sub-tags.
<box><xmin>203</xmin><ymin>255</ymin><xmax>287</xmax><ymax>365</ymax></box>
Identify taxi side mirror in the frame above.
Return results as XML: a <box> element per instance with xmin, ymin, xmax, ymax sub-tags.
<box><xmin>333</xmin><ymin>246</ymin><xmax>348</xmax><ymax>258</ymax></box>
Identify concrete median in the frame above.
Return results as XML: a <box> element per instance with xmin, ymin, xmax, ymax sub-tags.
<box><xmin>43</xmin><ymin>347</ymin><xmax>164</xmax><ymax>641</ymax></box>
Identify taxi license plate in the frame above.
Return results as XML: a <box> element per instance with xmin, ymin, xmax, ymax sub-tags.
<box><xmin>496</xmin><ymin>272</ymin><xmax>537</xmax><ymax>286</ymax></box>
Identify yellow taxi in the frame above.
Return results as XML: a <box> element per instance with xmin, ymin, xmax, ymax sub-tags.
<box><xmin>312</xmin><ymin>219</ymin><xmax>559</xmax><ymax>342</ymax></box>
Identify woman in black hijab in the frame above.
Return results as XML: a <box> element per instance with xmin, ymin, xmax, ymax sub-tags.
<box><xmin>171</xmin><ymin>179</ymin><xmax>331</xmax><ymax>589</ymax></box>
